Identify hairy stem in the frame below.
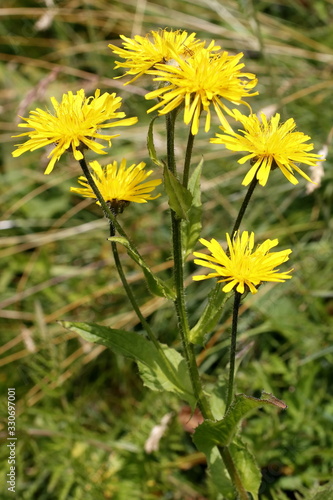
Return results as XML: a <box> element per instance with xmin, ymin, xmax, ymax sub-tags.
<box><xmin>165</xmin><ymin>113</ymin><xmax>213</xmax><ymax>419</ymax></box>
<box><xmin>108</xmin><ymin>223</ymin><xmax>157</xmax><ymax>344</ymax></box>
<box><xmin>231</xmin><ymin>177</ymin><xmax>258</xmax><ymax>237</ymax></box>
<box><xmin>78</xmin><ymin>157</ymin><xmax>157</xmax><ymax>345</ymax></box>
<box><xmin>225</xmin><ymin>291</ymin><xmax>242</xmax><ymax>412</ymax></box>
<box><xmin>165</xmin><ymin>118</ymin><xmax>249</xmax><ymax>499</ymax></box>
<box><xmin>182</xmin><ymin>128</ymin><xmax>195</xmax><ymax>188</ymax></box>
<box><xmin>166</xmin><ymin>112</ymin><xmax>177</xmax><ymax>175</ymax></box>
<box><xmin>171</xmin><ymin>212</ymin><xmax>214</xmax><ymax>419</ymax></box>
<box><xmin>219</xmin><ymin>446</ymin><xmax>250</xmax><ymax>500</ymax></box>
<box><xmin>79</xmin><ymin>158</ymin><xmax>187</xmax><ymax>391</ymax></box>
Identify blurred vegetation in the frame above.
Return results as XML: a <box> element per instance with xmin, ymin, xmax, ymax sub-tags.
<box><xmin>0</xmin><ymin>0</ymin><xmax>333</xmax><ymax>499</ymax></box>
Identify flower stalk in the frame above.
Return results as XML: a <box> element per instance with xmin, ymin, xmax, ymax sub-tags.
<box><xmin>165</xmin><ymin>115</ymin><xmax>254</xmax><ymax>498</ymax></box>
<box><xmin>231</xmin><ymin>176</ymin><xmax>258</xmax><ymax>237</ymax></box>
<box><xmin>171</xmin><ymin>212</ymin><xmax>214</xmax><ymax>419</ymax></box>
<box><xmin>109</xmin><ymin>222</ymin><xmax>157</xmax><ymax>345</ymax></box>
<box><xmin>182</xmin><ymin>128</ymin><xmax>195</xmax><ymax>188</ymax></box>
<box><xmin>225</xmin><ymin>291</ymin><xmax>242</xmax><ymax>412</ymax></box>
<box><xmin>79</xmin><ymin>158</ymin><xmax>186</xmax><ymax>393</ymax></box>
<box><xmin>165</xmin><ymin>113</ymin><xmax>213</xmax><ymax>419</ymax></box>
<box><xmin>78</xmin><ymin>157</ymin><xmax>159</xmax><ymax>346</ymax></box>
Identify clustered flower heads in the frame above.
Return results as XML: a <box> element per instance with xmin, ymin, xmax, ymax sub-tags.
<box><xmin>12</xmin><ymin>28</ymin><xmax>323</xmax><ymax>191</ymax></box>
<box><xmin>11</xmin><ymin>27</ymin><xmax>325</xmax><ymax>294</ymax></box>
<box><xmin>12</xmin><ymin>89</ymin><xmax>138</xmax><ymax>174</ymax></box>
<box><xmin>193</xmin><ymin>231</ymin><xmax>293</xmax><ymax>294</ymax></box>
<box><xmin>109</xmin><ymin>28</ymin><xmax>258</xmax><ymax>135</ymax></box>
<box><xmin>108</xmin><ymin>29</ymin><xmax>220</xmax><ymax>84</ymax></box>
<box><xmin>70</xmin><ymin>159</ymin><xmax>162</xmax><ymax>212</ymax></box>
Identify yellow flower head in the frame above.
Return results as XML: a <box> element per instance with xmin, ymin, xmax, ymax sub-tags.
<box><xmin>12</xmin><ymin>89</ymin><xmax>138</xmax><ymax>174</ymax></box>
<box><xmin>108</xmin><ymin>29</ymin><xmax>218</xmax><ymax>84</ymax></box>
<box><xmin>145</xmin><ymin>49</ymin><xmax>258</xmax><ymax>135</ymax></box>
<box><xmin>211</xmin><ymin>110</ymin><xmax>323</xmax><ymax>186</ymax></box>
<box><xmin>71</xmin><ymin>159</ymin><xmax>162</xmax><ymax>212</ymax></box>
<box><xmin>193</xmin><ymin>231</ymin><xmax>292</xmax><ymax>294</ymax></box>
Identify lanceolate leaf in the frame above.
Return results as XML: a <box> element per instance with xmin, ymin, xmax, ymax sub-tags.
<box><xmin>193</xmin><ymin>394</ymin><xmax>285</xmax><ymax>499</ymax></box>
<box><xmin>182</xmin><ymin>159</ymin><xmax>203</xmax><ymax>259</ymax></box>
<box><xmin>109</xmin><ymin>236</ymin><xmax>175</xmax><ymax>300</ymax></box>
<box><xmin>189</xmin><ymin>284</ymin><xmax>231</xmax><ymax>345</ymax></box>
<box><xmin>202</xmin><ymin>439</ymin><xmax>261</xmax><ymax>500</ymax></box>
<box><xmin>163</xmin><ymin>166</ymin><xmax>193</xmax><ymax>220</ymax></box>
<box><xmin>137</xmin><ymin>346</ymin><xmax>195</xmax><ymax>406</ymax></box>
<box><xmin>206</xmin><ymin>446</ymin><xmax>235</xmax><ymax>499</ymax></box>
<box><xmin>193</xmin><ymin>393</ymin><xmax>287</xmax><ymax>451</ymax></box>
<box><xmin>229</xmin><ymin>438</ymin><xmax>261</xmax><ymax>500</ymax></box>
<box><xmin>61</xmin><ymin>321</ymin><xmax>195</xmax><ymax>407</ymax></box>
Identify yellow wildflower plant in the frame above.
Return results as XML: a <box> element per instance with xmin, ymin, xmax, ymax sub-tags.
<box><xmin>12</xmin><ymin>89</ymin><xmax>138</xmax><ymax>175</ymax></box>
<box><xmin>211</xmin><ymin>109</ymin><xmax>323</xmax><ymax>186</ymax></box>
<box><xmin>193</xmin><ymin>231</ymin><xmax>292</xmax><ymax>294</ymax></box>
<box><xmin>70</xmin><ymin>159</ymin><xmax>162</xmax><ymax>212</ymax></box>
<box><xmin>145</xmin><ymin>48</ymin><xmax>258</xmax><ymax>135</ymax></box>
<box><xmin>108</xmin><ymin>29</ymin><xmax>219</xmax><ymax>84</ymax></box>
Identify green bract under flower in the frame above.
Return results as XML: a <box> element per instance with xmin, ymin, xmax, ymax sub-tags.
<box><xmin>12</xmin><ymin>89</ymin><xmax>138</xmax><ymax>174</ymax></box>
<box><xmin>193</xmin><ymin>231</ymin><xmax>293</xmax><ymax>294</ymax></box>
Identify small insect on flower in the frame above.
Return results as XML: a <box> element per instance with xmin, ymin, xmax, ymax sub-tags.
<box><xmin>12</xmin><ymin>89</ymin><xmax>138</xmax><ymax>174</ymax></box>
<box><xmin>108</xmin><ymin>29</ymin><xmax>219</xmax><ymax>84</ymax></box>
<box><xmin>193</xmin><ymin>231</ymin><xmax>293</xmax><ymax>294</ymax></box>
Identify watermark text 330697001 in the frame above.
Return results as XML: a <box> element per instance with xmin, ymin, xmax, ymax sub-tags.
<box><xmin>7</xmin><ymin>388</ymin><xmax>16</xmax><ymax>494</ymax></box>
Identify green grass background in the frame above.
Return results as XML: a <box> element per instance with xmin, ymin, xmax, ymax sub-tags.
<box><xmin>0</xmin><ymin>1</ymin><xmax>333</xmax><ymax>499</ymax></box>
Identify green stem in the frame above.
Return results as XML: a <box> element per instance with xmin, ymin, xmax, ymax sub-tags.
<box><xmin>171</xmin><ymin>213</ymin><xmax>214</xmax><ymax>419</ymax></box>
<box><xmin>218</xmin><ymin>446</ymin><xmax>250</xmax><ymax>500</ymax></box>
<box><xmin>165</xmin><ymin>113</ymin><xmax>213</xmax><ymax>419</ymax></box>
<box><xmin>171</xmin><ymin>205</ymin><xmax>249</xmax><ymax>500</ymax></box>
<box><xmin>231</xmin><ymin>177</ymin><xmax>258</xmax><ymax>237</ymax></box>
<box><xmin>78</xmin><ymin>158</ymin><xmax>186</xmax><ymax>390</ymax></box>
<box><xmin>165</xmin><ymin>115</ymin><xmax>249</xmax><ymax>499</ymax></box>
<box><xmin>219</xmin><ymin>292</ymin><xmax>249</xmax><ymax>500</ymax></box>
<box><xmin>178</xmin><ymin>124</ymin><xmax>248</xmax><ymax>500</ymax></box>
<box><xmin>78</xmin><ymin>157</ymin><xmax>157</xmax><ymax>346</ymax></box>
<box><xmin>78</xmin><ymin>156</ymin><xmax>149</xmax><ymax>293</ymax></box>
<box><xmin>182</xmin><ymin>129</ymin><xmax>195</xmax><ymax>188</ymax></box>
<box><xmin>225</xmin><ymin>291</ymin><xmax>242</xmax><ymax>412</ymax></box>
<box><xmin>109</xmin><ymin>224</ymin><xmax>187</xmax><ymax>396</ymax></box>
<box><xmin>108</xmin><ymin>223</ymin><xmax>156</xmax><ymax>345</ymax></box>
